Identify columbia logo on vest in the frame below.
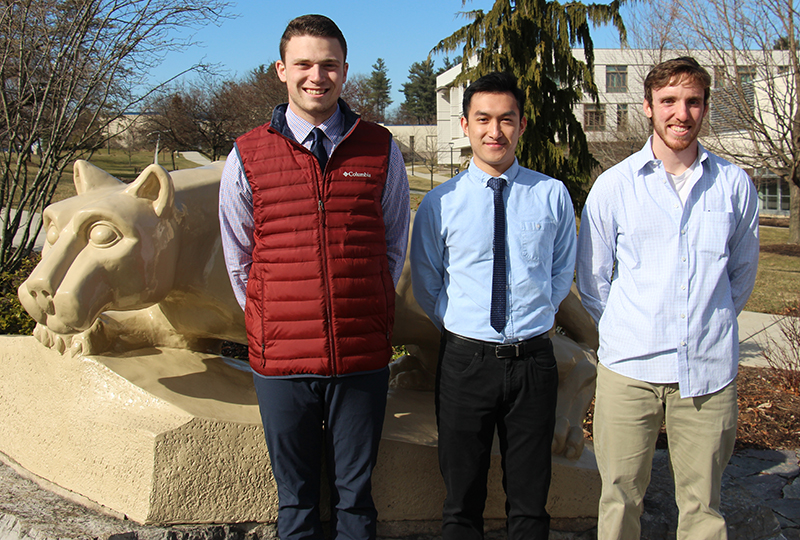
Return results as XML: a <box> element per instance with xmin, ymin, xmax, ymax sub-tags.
<box><xmin>342</xmin><ymin>171</ymin><xmax>372</xmax><ymax>178</ymax></box>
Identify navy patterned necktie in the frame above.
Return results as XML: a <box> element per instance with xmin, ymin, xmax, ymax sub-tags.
<box><xmin>311</xmin><ymin>127</ymin><xmax>328</xmax><ymax>171</ymax></box>
<box><xmin>488</xmin><ymin>177</ymin><xmax>506</xmax><ymax>333</ymax></box>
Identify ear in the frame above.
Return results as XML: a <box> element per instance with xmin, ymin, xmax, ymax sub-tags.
<box><xmin>276</xmin><ymin>59</ymin><xmax>287</xmax><ymax>82</ymax></box>
<box><xmin>519</xmin><ymin>115</ymin><xmax>527</xmax><ymax>136</ymax></box>
<box><xmin>643</xmin><ymin>99</ymin><xmax>653</xmax><ymax>119</ymax></box>
<box><xmin>460</xmin><ymin>116</ymin><xmax>469</xmax><ymax>136</ymax></box>
<box><xmin>73</xmin><ymin>160</ymin><xmax>123</xmax><ymax>195</ymax></box>
<box><xmin>123</xmin><ymin>164</ymin><xmax>174</xmax><ymax>217</ymax></box>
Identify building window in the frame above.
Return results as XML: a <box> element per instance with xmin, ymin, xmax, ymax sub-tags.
<box><xmin>758</xmin><ymin>176</ymin><xmax>790</xmax><ymax>214</ymax></box>
<box><xmin>714</xmin><ymin>66</ymin><xmax>727</xmax><ymax>88</ymax></box>
<box><xmin>606</xmin><ymin>65</ymin><xmax>628</xmax><ymax>93</ymax></box>
<box><xmin>617</xmin><ymin>104</ymin><xmax>628</xmax><ymax>131</ymax></box>
<box><xmin>584</xmin><ymin>104</ymin><xmax>606</xmax><ymax>131</ymax></box>
<box><xmin>737</xmin><ymin>65</ymin><xmax>756</xmax><ymax>85</ymax></box>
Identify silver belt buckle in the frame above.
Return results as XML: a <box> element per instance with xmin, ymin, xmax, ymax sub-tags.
<box><xmin>495</xmin><ymin>343</ymin><xmax>520</xmax><ymax>358</ymax></box>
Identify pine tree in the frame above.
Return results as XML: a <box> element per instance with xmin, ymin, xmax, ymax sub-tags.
<box><xmin>367</xmin><ymin>58</ymin><xmax>393</xmax><ymax>122</ymax></box>
<box><xmin>434</xmin><ymin>0</ymin><xmax>626</xmax><ymax>208</ymax></box>
<box><xmin>401</xmin><ymin>58</ymin><xmax>437</xmax><ymax>124</ymax></box>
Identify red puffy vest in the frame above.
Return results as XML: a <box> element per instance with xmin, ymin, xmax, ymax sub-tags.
<box><xmin>236</xmin><ymin>116</ymin><xmax>395</xmax><ymax>377</ymax></box>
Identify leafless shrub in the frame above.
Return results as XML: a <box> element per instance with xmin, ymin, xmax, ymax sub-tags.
<box><xmin>760</xmin><ymin>315</ymin><xmax>800</xmax><ymax>395</ymax></box>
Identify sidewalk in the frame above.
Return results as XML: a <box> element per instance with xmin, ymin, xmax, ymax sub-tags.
<box><xmin>738</xmin><ymin>310</ymin><xmax>791</xmax><ymax>368</ymax></box>
<box><xmin>4</xmin><ymin>207</ymin><xmax>45</xmax><ymax>251</ymax></box>
<box><xmin>180</xmin><ymin>151</ymin><xmax>212</xmax><ymax>166</ymax></box>
<box><xmin>406</xmin><ymin>166</ymin><xmax>452</xmax><ymax>183</ymax></box>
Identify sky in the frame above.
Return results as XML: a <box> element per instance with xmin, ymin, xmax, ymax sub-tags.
<box><xmin>146</xmin><ymin>0</ymin><xmax>625</xmax><ymax>109</ymax></box>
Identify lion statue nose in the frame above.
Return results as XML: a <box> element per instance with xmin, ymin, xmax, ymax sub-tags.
<box><xmin>19</xmin><ymin>277</ymin><xmax>56</xmax><ymax>319</ymax></box>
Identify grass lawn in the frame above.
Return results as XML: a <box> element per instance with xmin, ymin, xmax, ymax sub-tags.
<box><xmin>745</xmin><ymin>225</ymin><xmax>800</xmax><ymax>314</ymax></box>
<box><xmin>46</xmin><ymin>150</ymin><xmax>201</xmax><ymax>203</ymax></box>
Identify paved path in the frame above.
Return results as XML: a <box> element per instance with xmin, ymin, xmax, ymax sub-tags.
<box><xmin>406</xmin><ymin>166</ymin><xmax>452</xmax><ymax>184</ymax></box>
<box><xmin>3</xmin><ymin>207</ymin><xmax>45</xmax><ymax>251</ymax></box>
<box><xmin>738</xmin><ymin>310</ymin><xmax>791</xmax><ymax>368</ymax></box>
<box><xmin>180</xmin><ymin>151</ymin><xmax>212</xmax><ymax>166</ymax></box>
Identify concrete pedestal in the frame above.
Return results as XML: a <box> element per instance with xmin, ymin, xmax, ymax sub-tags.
<box><xmin>0</xmin><ymin>336</ymin><xmax>599</xmax><ymax>526</ymax></box>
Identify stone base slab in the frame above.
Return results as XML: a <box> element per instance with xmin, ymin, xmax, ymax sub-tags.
<box><xmin>0</xmin><ymin>336</ymin><xmax>599</xmax><ymax>525</ymax></box>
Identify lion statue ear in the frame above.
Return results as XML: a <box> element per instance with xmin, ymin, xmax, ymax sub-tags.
<box><xmin>73</xmin><ymin>160</ymin><xmax>122</xmax><ymax>194</ymax></box>
<box><xmin>123</xmin><ymin>164</ymin><xmax>175</xmax><ymax>217</ymax></box>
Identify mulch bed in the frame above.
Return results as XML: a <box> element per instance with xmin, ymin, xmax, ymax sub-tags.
<box><xmin>761</xmin><ymin>243</ymin><xmax>800</xmax><ymax>257</ymax></box>
<box><xmin>583</xmin><ymin>365</ymin><xmax>800</xmax><ymax>450</ymax></box>
<box><xmin>760</xmin><ymin>216</ymin><xmax>790</xmax><ymax>228</ymax></box>
<box><xmin>736</xmin><ymin>365</ymin><xmax>800</xmax><ymax>449</ymax></box>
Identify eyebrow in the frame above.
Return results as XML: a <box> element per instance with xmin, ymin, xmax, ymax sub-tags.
<box><xmin>472</xmin><ymin>110</ymin><xmax>518</xmax><ymax>118</ymax></box>
<box><xmin>292</xmin><ymin>57</ymin><xmax>341</xmax><ymax>65</ymax></box>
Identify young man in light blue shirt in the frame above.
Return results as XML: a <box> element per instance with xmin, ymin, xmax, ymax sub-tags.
<box><xmin>411</xmin><ymin>72</ymin><xmax>577</xmax><ymax>540</ymax></box>
<box><xmin>577</xmin><ymin>57</ymin><xmax>759</xmax><ymax>539</ymax></box>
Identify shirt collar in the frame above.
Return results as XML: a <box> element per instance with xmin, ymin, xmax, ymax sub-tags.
<box><xmin>634</xmin><ymin>136</ymin><xmax>709</xmax><ymax>175</ymax></box>
<box><xmin>467</xmin><ymin>158</ymin><xmax>521</xmax><ymax>188</ymax></box>
<box><xmin>285</xmin><ymin>104</ymin><xmax>344</xmax><ymax>144</ymax></box>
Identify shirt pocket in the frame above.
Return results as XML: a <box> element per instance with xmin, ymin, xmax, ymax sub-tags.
<box><xmin>696</xmin><ymin>211</ymin><xmax>734</xmax><ymax>259</ymax></box>
<box><xmin>520</xmin><ymin>219</ymin><xmax>556</xmax><ymax>263</ymax></box>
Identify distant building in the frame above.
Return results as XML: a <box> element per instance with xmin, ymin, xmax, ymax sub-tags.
<box><xmin>436</xmin><ymin>49</ymin><xmax>792</xmax><ymax>215</ymax></box>
<box><xmin>381</xmin><ymin>124</ymin><xmax>437</xmax><ymax>163</ymax></box>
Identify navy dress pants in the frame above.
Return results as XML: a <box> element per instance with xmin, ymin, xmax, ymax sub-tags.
<box><xmin>436</xmin><ymin>331</ymin><xmax>559</xmax><ymax>540</ymax></box>
<box><xmin>253</xmin><ymin>368</ymin><xmax>389</xmax><ymax>540</ymax></box>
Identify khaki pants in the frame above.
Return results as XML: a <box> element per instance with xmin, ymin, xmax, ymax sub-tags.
<box><xmin>594</xmin><ymin>363</ymin><xmax>738</xmax><ymax>540</ymax></box>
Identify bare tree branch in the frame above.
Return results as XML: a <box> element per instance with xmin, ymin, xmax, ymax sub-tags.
<box><xmin>0</xmin><ymin>0</ymin><xmax>232</xmax><ymax>271</ymax></box>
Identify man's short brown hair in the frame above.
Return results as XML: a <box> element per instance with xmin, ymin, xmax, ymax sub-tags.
<box><xmin>279</xmin><ymin>14</ymin><xmax>347</xmax><ymax>62</ymax></box>
<box><xmin>644</xmin><ymin>56</ymin><xmax>711</xmax><ymax>106</ymax></box>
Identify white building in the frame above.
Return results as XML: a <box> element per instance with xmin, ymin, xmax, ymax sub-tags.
<box><xmin>382</xmin><ymin>124</ymin><xmax>437</xmax><ymax>163</ymax></box>
<box><xmin>436</xmin><ymin>49</ymin><xmax>793</xmax><ymax>215</ymax></box>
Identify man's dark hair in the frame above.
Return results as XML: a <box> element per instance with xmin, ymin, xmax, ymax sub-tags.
<box><xmin>462</xmin><ymin>72</ymin><xmax>525</xmax><ymax>119</ymax></box>
<box><xmin>644</xmin><ymin>56</ymin><xmax>711</xmax><ymax>106</ymax></box>
<box><xmin>279</xmin><ymin>14</ymin><xmax>347</xmax><ymax>62</ymax></box>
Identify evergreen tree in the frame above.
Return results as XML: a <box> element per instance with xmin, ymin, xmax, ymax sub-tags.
<box><xmin>434</xmin><ymin>0</ymin><xmax>626</xmax><ymax>208</ymax></box>
<box><xmin>439</xmin><ymin>56</ymin><xmax>462</xmax><ymax>75</ymax></box>
<box><xmin>367</xmin><ymin>58</ymin><xmax>392</xmax><ymax>122</ymax></box>
<box><xmin>401</xmin><ymin>58</ymin><xmax>437</xmax><ymax>124</ymax></box>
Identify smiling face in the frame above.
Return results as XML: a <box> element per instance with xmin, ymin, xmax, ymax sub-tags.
<box><xmin>276</xmin><ymin>34</ymin><xmax>348</xmax><ymax>126</ymax></box>
<box><xmin>644</xmin><ymin>76</ymin><xmax>709</xmax><ymax>160</ymax></box>
<box><xmin>461</xmin><ymin>91</ymin><xmax>527</xmax><ymax>177</ymax></box>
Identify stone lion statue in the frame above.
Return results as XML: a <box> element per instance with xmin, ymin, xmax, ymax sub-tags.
<box><xmin>18</xmin><ymin>160</ymin><xmax>598</xmax><ymax>460</ymax></box>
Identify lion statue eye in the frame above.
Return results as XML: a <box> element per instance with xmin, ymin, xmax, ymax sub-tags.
<box><xmin>46</xmin><ymin>223</ymin><xmax>60</xmax><ymax>246</ymax></box>
<box><xmin>88</xmin><ymin>222</ymin><xmax>122</xmax><ymax>247</ymax></box>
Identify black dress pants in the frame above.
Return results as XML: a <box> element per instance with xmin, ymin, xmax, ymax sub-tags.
<box><xmin>436</xmin><ymin>331</ymin><xmax>559</xmax><ymax>540</ymax></box>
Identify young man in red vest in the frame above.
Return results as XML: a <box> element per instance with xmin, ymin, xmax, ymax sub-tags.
<box><xmin>219</xmin><ymin>14</ymin><xmax>409</xmax><ymax>540</ymax></box>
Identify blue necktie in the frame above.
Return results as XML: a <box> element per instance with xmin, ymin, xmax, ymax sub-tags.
<box><xmin>311</xmin><ymin>127</ymin><xmax>328</xmax><ymax>171</ymax></box>
<box><xmin>488</xmin><ymin>177</ymin><xmax>506</xmax><ymax>333</ymax></box>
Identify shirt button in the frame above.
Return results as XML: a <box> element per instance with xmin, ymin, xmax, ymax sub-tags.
<box><xmin>681</xmin><ymin>229</ymin><xmax>686</xmax><ymax>234</ymax></box>
<box><xmin>681</xmin><ymin>257</ymin><xmax>687</xmax><ymax>262</ymax></box>
<box><xmin>681</xmin><ymin>314</ymin><xmax>686</xmax><ymax>319</ymax></box>
<box><xmin>674</xmin><ymin>204</ymin><xmax>679</xmax><ymax>208</ymax></box>
<box><xmin>681</xmin><ymin>285</ymin><xmax>686</xmax><ymax>290</ymax></box>
<box><xmin>681</xmin><ymin>341</ymin><xmax>687</xmax><ymax>346</ymax></box>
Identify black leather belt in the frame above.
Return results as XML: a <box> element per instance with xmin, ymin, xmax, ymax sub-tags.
<box><xmin>445</xmin><ymin>331</ymin><xmax>549</xmax><ymax>359</ymax></box>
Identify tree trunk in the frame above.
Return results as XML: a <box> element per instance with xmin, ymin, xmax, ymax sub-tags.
<box><xmin>790</xmin><ymin>179</ymin><xmax>800</xmax><ymax>244</ymax></box>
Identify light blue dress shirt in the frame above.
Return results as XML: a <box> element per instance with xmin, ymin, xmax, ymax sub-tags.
<box><xmin>576</xmin><ymin>139</ymin><xmax>759</xmax><ymax>398</ymax></box>
<box><xmin>411</xmin><ymin>159</ymin><xmax>577</xmax><ymax>343</ymax></box>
